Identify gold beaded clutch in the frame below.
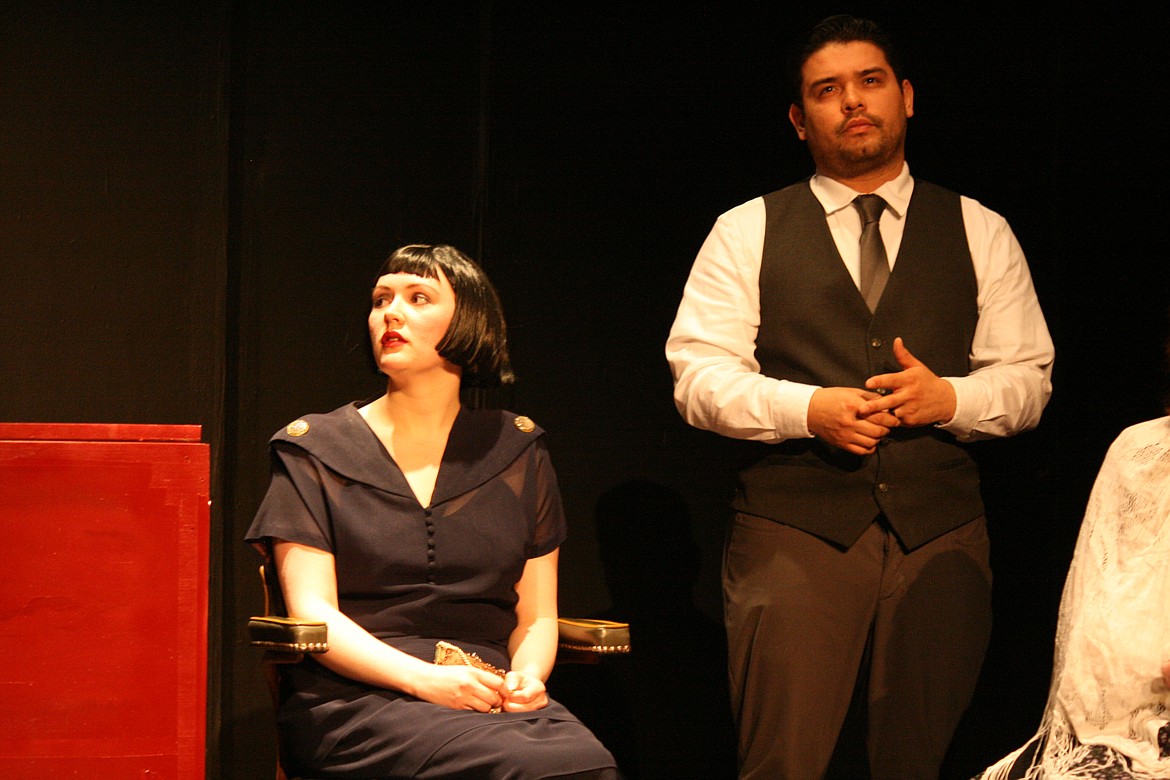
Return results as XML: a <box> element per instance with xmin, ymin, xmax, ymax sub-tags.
<box><xmin>433</xmin><ymin>640</ymin><xmax>506</xmax><ymax>677</ymax></box>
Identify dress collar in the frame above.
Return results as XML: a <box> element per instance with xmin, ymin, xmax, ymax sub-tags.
<box><xmin>270</xmin><ymin>402</ymin><xmax>545</xmax><ymax>506</ymax></box>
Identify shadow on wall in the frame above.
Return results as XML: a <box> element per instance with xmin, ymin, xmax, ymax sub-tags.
<box><xmin>549</xmin><ymin>479</ymin><xmax>737</xmax><ymax>779</ymax></box>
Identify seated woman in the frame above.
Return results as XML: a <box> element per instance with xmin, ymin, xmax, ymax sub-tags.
<box><xmin>976</xmin><ymin>410</ymin><xmax>1170</xmax><ymax>779</ymax></box>
<box><xmin>246</xmin><ymin>244</ymin><xmax>620</xmax><ymax>779</ymax></box>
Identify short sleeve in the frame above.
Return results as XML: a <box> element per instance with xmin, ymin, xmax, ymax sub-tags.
<box><xmin>528</xmin><ymin>439</ymin><xmax>567</xmax><ymax>558</ymax></box>
<box><xmin>244</xmin><ymin>442</ymin><xmax>335</xmax><ymax>555</ymax></box>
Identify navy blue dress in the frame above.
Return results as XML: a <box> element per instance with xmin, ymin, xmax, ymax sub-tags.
<box><xmin>246</xmin><ymin>402</ymin><xmax>619</xmax><ymax>779</ymax></box>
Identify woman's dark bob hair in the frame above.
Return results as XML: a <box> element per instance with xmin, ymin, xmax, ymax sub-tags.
<box><xmin>374</xmin><ymin>244</ymin><xmax>515</xmax><ymax>388</ymax></box>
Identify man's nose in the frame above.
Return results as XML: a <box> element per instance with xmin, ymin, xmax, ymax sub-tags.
<box><xmin>842</xmin><ymin>85</ymin><xmax>864</xmax><ymax>112</ymax></box>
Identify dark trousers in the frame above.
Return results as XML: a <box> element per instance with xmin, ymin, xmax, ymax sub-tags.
<box><xmin>723</xmin><ymin>514</ymin><xmax>993</xmax><ymax>780</ymax></box>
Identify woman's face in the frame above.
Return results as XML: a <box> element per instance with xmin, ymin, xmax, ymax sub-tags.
<box><xmin>368</xmin><ymin>269</ymin><xmax>458</xmax><ymax>379</ymax></box>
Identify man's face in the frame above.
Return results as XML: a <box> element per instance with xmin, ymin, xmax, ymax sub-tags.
<box><xmin>788</xmin><ymin>41</ymin><xmax>914</xmax><ymax>185</ymax></box>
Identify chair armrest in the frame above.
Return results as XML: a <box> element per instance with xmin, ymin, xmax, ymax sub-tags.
<box><xmin>248</xmin><ymin>615</ymin><xmax>329</xmax><ymax>654</ymax></box>
<box><xmin>557</xmin><ymin>618</ymin><xmax>630</xmax><ymax>654</ymax></box>
<box><xmin>247</xmin><ymin>614</ymin><xmax>623</xmax><ymax>656</ymax></box>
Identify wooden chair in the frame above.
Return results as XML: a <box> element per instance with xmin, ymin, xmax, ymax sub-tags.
<box><xmin>247</xmin><ymin>563</ymin><xmax>630</xmax><ymax>780</ymax></box>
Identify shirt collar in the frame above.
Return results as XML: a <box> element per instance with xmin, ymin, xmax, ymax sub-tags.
<box><xmin>809</xmin><ymin>162</ymin><xmax>913</xmax><ymax>219</ymax></box>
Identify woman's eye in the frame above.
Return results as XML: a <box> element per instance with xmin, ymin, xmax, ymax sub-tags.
<box><xmin>411</xmin><ymin>293</ymin><xmax>430</xmax><ymax>304</ymax></box>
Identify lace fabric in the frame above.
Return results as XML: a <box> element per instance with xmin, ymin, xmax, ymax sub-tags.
<box><xmin>982</xmin><ymin>417</ymin><xmax>1170</xmax><ymax>780</ymax></box>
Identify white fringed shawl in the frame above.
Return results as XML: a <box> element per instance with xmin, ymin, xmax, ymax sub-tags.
<box><xmin>983</xmin><ymin>417</ymin><xmax>1170</xmax><ymax>779</ymax></box>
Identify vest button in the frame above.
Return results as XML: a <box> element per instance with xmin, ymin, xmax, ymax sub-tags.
<box><xmin>870</xmin><ymin>338</ymin><xmax>883</xmax><ymax>348</ymax></box>
<box><xmin>877</xmin><ymin>482</ymin><xmax>890</xmax><ymax>493</ymax></box>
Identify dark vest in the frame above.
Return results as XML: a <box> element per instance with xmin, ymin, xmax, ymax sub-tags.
<box><xmin>734</xmin><ymin>180</ymin><xmax>983</xmax><ymax>550</ymax></box>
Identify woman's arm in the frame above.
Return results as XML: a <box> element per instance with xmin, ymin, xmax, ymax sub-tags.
<box><xmin>275</xmin><ymin>540</ymin><xmax>506</xmax><ymax>712</ymax></box>
<box><xmin>500</xmin><ymin>549</ymin><xmax>560</xmax><ymax>711</ymax></box>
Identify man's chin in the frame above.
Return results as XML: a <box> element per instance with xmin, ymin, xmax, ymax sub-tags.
<box><xmin>829</xmin><ymin>143</ymin><xmax>901</xmax><ymax>178</ymax></box>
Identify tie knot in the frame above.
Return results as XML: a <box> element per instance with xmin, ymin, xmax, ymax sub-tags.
<box><xmin>853</xmin><ymin>194</ymin><xmax>886</xmax><ymax>225</ymax></box>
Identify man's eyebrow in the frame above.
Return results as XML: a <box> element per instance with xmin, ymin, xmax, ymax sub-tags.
<box><xmin>807</xmin><ymin>75</ymin><xmax>838</xmax><ymax>92</ymax></box>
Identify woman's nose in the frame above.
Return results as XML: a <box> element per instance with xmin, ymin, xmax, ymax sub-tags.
<box><xmin>383</xmin><ymin>299</ymin><xmax>405</xmax><ymax>324</ymax></box>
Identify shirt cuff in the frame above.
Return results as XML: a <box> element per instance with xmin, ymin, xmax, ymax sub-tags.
<box><xmin>935</xmin><ymin>377</ymin><xmax>977</xmax><ymax>439</ymax></box>
<box><xmin>774</xmin><ymin>382</ymin><xmax>819</xmax><ymax>440</ymax></box>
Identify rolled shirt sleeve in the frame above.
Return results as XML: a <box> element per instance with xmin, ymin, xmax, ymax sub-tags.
<box><xmin>666</xmin><ymin>198</ymin><xmax>818</xmax><ymax>443</ymax></box>
<box><xmin>940</xmin><ymin>197</ymin><xmax>1054</xmax><ymax>441</ymax></box>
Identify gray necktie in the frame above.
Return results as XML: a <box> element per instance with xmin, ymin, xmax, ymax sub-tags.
<box><xmin>853</xmin><ymin>194</ymin><xmax>889</xmax><ymax>312</ymax></box>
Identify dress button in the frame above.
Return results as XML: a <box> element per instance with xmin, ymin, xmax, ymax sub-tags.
<box><xmin>877</xmin><ymin>483</ymin><xmax>890</xmax><ymax>493</ymax></box>
<box><xmin>870</xmin><ymin>338</ymin><xmax>883</xmax><ymax>348</ymax></box>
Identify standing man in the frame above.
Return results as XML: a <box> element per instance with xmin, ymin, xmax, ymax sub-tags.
<box><xmin>665</xmin><ymin>15</ymin><xmax>1054</xmax><ymax>780</ymax></box>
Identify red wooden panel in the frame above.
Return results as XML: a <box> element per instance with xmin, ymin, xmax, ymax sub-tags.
<box><xmin>0</xmin><ymin>429</ymin><xmax>209</xmax><ymax>779</ymax></box>
<box><xmin>0</xmin><ymin>422</ymin><xmax>201</xmax><ymax>443</ymax></box>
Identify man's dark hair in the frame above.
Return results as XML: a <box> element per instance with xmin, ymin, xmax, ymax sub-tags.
<box><xmin>372</xmin><ymin>244</ymin><xmax>515</xmax><ymax>388</ymax></box>
<box><xmin>788</xmin><ymin>15</ymin><xmax>905</xmax><ymax>107</ymax></box>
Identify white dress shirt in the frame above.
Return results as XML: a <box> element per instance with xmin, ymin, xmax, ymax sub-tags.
<box><xmin>665</xmin><ymin>163</ymin><xmax>1054</xmax><ymax>443</ymax></box>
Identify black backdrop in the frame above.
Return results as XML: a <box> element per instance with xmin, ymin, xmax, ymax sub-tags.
<box><xmin>2</xmin><ymin>2</ymin><xmax>1167</xmax><ymax>778</ymax></box>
